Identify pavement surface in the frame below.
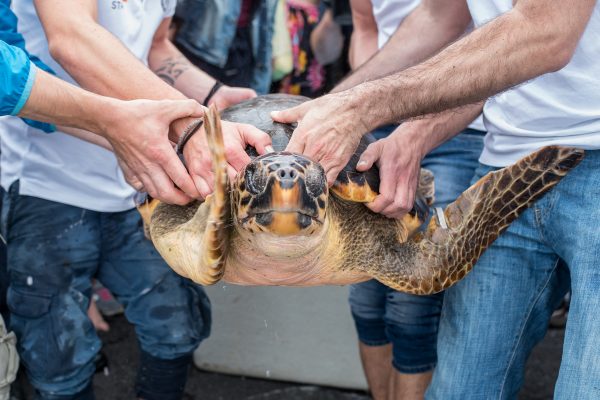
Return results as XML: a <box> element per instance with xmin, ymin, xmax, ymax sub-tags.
<box><xmin>86</xmin><ymin>314</ymin><xmax>564</xmax><ymax>400</ymax></box>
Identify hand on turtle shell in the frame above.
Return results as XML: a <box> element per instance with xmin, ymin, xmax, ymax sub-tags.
<box><xmin>357</xmin><ymin>127</ymin><xmax>425</xmax><ymax>219</ymax></box>
<box><xmin>208</xmin><ymin>85</ymin><xmax>257</xmax><ymax>110</ymax></box>
<box><xmin>271</xmin><ymin>92</ymin><xmax>369</xmax><ymax>186</ymax></box>
<box><xmin>103</xmin><ymin>98</ymin><xmax>205</xmax><ymax>205</ymax></box>
<box><xmin>183</xmin><ymin>120</ymin><xmax>273</xmax><ymax>199</ymax></box>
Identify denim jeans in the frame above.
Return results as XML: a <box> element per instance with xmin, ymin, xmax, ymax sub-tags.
<box><xmin>427</xmin><ymin>149</ymin><xmax>600</xmax><ymax>399</ymax></box>
<box><xmin>1</xmin><ymin>183</ymin><xmax>211</xmax><ymax>399</ymax></box>
<box><xmin>349</xmin><ymin>128</ymin><xmax>485</xmax><ymax>373</ymax></box>
<box><xmin>0</xmin><ymin>188</ymin><xmax>7</xmax><ymax>324</ymax></box>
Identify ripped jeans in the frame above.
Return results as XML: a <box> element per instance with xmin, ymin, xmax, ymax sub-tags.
<box><xmin>1</xmin><ymin>182</ymin><xmax>211</xmax><ymax>399</ymax></box>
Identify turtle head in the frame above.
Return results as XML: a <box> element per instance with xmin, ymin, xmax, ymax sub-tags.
<box><xmin>233</xmin><ymin>152</ymin><xmax>328</xmax><ymax>236</ymax></box>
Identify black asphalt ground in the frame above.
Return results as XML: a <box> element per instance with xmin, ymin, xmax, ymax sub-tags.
<box><xmin>88</xmin><ymin>315</ymin><xmax>564</xmax><ymax>400</ymax></box>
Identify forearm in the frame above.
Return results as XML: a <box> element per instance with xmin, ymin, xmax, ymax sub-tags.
<box><xmin>348</xmin><ymin>31</ymin><xmax>378</xmax><ymax>70</ymax></box>
<box><xmin>347</xmin><ymin>0</ymin><xmax>378</xmax><ymax>70</ymax></box>
<box><xmin>18</xmin><ymin>67</ymin><xmax>110</xmax><ymax>134</ymax></box>
<box><xmin>352</xmin><ymin>0</ymin><xmax>595</xmax><ymax>129</ymax></box>
<box><xmin>19</xmin><ymin>67</ymin><xmax>127</xmax><ymax>150</ymax></box>
<box><xmin>334</xmin><ymin>0</ymin><xmax>472</xmax><ymax>92</ymax></box>
<box><xmin>148</xmin><ymin>38</ymin><xmax>216</xmax><ymax>103</ymax></box>
<box><xmin>41</xmin><ymin>17</ymin><xmax>185</xmax><ymax>103</ymax></box>
<box><xmin>59</xmin><ymin>126</ymin><xmax>112</xmax><ymax>150</ymax></box>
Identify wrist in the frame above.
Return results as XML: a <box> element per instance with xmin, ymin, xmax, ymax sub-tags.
<box><xmin>169</xmin><ymin>104</ymin><xmax>207</xmax><ymax>143</ymax></box>
<box><xmin>86</xmin><ymin>95</ymin><xmax>121</xmax><ymax>139</ymax></box>
<box><xmin>202</xmin><ymin>80</ymin><xmax>224</xmax><ymax>106</ymax></box>
<box><xmin>392</xmin><ymin>121</ymin><xmax>432</xmax><ymax>159</ymax></box>
<box><xmin>345</xmin><ymin>84</ymin><xmax>381</xmax><ymax>135</ymax></box>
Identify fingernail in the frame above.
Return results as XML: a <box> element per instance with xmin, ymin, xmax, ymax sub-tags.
<box><xmin>357</xmin><ymin>160</ymin><xmax>367</xmax><ymax>166</ymax></box>
<box><xmin>265</xmin><ymin>145</ymin><xmax>274</xmax><ymax>153</ymax></box>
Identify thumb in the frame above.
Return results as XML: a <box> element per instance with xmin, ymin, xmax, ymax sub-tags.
<box><xmin>240</xmin><ymin>123</ymin><xmax>273</xmax><ymax>155</ymax></box>
<box><xmin>160</xmin><ymin>99</ymin><xmax>205</xmax><ymax>121</ymax></box>
<box><xmin>271</xmin><ymin>103</ymin><xmax>307</xmax><ymax>124</ymax></box>
<box><xmin>356</xmin><ymin>141</ymin><xmax>383</xmax><ymax>171</ymax></box>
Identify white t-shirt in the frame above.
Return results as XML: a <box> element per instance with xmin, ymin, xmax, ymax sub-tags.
<box><xmin>467</xmin><ymin>1</ymin><xmax>600</xmax><ymax>167</ymax></box>
<box><xmin>372</xmin><ymin>0</ymin><xmax>420</xmax><ymax>49</ymax></box>
<box><xmin>372</xmin><ymin>0</ymin><xmax>485</xmax><ymax>131</ymax></box>
<box><xmin>0</xmin><ymin>0</ymin><xmax>176</xmax><ymax>212</ymax></box>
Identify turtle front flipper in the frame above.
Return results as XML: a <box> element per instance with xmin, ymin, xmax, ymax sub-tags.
<box><xmin>369</xmin><ymin>146</ymin><xmax>584</xmax><ymax>295</ymax></box>
<box><xmin>146</xmin><ymin>105</ymin><xmax>231</xmax><ymax>285</ymax></box>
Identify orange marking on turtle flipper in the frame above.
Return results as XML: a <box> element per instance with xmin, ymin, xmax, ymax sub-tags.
<box><xmin>331</xmin><ymin>180</ymin><xmax>378</xmax><ymax>203</ymax></box>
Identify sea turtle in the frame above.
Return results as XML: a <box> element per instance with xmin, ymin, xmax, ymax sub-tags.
<box><xmin>139</xmin><ymin>94</ymin><xmax>583</xmax><ymax>295</ymax></box>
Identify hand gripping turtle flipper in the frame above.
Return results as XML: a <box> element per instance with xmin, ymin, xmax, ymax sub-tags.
<box><xmin>146</xmin><ymin>105</ymin><xmax>231</xmax><ymax>285</ymax></box>
<box><xmin>371</xmin><ymin>146</ymin><xmax>584</xmax><ymax>295</ymax></box>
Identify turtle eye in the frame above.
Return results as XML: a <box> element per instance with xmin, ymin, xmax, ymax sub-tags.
<box><xmin>244</xmin><ymin>163</ymin><xmax>267</xmax><ymax>195</ymax></box>
<box><xmin>305</xmin><ymin>168</ymin><xmax>327</xmax><ymax>197</ymax></box>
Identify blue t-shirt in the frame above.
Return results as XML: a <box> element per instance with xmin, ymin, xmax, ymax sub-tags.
<box><xmin>0</xmin><ymin>0</ymin><xmax>53</xmax><ymax>131</ymax></box>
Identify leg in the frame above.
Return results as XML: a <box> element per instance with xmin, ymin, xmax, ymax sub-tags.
<box><xmin>349</xmin><ymin>280</ymin><xmax>392</xmax><ymax>400</ymax></box>
<box><xmin>3</xmin><ymin>184</ymin><xmax>101</xmax><ymax>399</ymax></box>
<box><xmin>427</xmin><ymin>164</ymin><xmax>569</xmax><ymax>399</ymax></box>
<box><xmin>543</xmin><ymin>150</ymin><xmax>600</xmax><ymax>399</ymax></box>
<box><xmin>384</xmin><ymin>290</ymin><xmax>443</xmax><ymax>400</ymax></box>
<box><xmin>382</xmin><ymin>129</ymin><xmax>483</xmax><ymax>400</ymax></box>
<box><xmin>98</xmin><ymin>208</ymin><xmax>211</xmax><ymax>400</ymax></box>
<box><xmin>0</xmin><ymin>187</ymin><xmax>9</xmax><ymax>324</ymax></box>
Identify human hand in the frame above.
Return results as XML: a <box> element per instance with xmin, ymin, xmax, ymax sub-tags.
<box><xmin>208</xmin><ymin>85</ymin><xmax>257</xmax><ymax>110</ymax></box>
<box><xmin>356</xmin><ymin>127</ymin><xmax>426</xmax><ymax>219</ymax></box>
<box><xmin>270</xmin><ymin>92</ymin><xmax>369</xmax><ymax>185</ymax></box>
<box><xmin>101</xmin><ymin>98</ymin><xmax>204</xmax><ymax>205</ymax></box>
<box><xmin>183</xmin><ymin>120</ymin><xmax>273</xmax><ymax>198</ymax></box>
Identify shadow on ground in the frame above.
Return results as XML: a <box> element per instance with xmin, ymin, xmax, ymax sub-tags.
<box><xmin>91</xmin><ymin>315</ymin><xmax>564</xmax><ymax>400</ymax></box>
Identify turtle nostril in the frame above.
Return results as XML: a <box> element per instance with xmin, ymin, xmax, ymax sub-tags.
<box><xmin>278</xmin><ymin>168</ymin><xmax>296</xmax><ymax>181</ymax></box>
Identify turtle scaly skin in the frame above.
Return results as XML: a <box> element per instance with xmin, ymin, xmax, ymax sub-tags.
<box><xmin>141</xmin><ymin>95</ymin><xmax>584</xmax><ymax>294</ymax></box>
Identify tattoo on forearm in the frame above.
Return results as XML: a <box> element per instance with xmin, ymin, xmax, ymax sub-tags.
<box><xmin>154</xmin><ymin>56</ymin><xmax>191</xmax><ymax>86</ymax></box>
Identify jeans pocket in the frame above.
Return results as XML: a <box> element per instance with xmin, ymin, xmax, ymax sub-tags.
<box><xmin>7</xmin><ymin>287</ymin><xmax>52</xmax><ymax>319</ymax></box>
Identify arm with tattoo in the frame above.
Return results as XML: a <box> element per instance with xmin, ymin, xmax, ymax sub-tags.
<box><xmin>153</xmin><ymin>55</ymin><xmax>191</xmax><ymax>86</ymax></box>
<box><xmin>149</xmin><ymin>19</ymin><xmax>218</xmax><ymax>102</ymax></box>
<box><xmin>34</xmin><ymin>0</ymin><xmax>269</xmax><ymax>203</ymax></box>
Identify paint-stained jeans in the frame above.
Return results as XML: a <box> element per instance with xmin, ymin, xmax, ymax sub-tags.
<box><xmin>1</xmin><ymin>183</ymin><xmax>211</xmax><ymax>399</ymax></box>
<box><xmin>349</xmin><ymin>128</ymin><xmax>485</xmax><ymax>373</ymax></box>
<box><xmin>427</xmin><ymin>150</ymin><xmax>600</xmax><ymax>400</ymax></box>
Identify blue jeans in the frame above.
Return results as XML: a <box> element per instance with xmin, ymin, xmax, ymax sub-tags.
<box><xmin>0</xmin><ymin>188</ymin><xmax>7</xmax><ymax>324</ymax></box>
<box><xmin>427</xmin><ymin>149</ymin><xmax>600</xmax><ymax>399</ymax></box>
<box><xmin>1</xmin><ymin>183</ymin><xmax>211</xmax><ymax>399</ymax></box>
<box><xmin>349</xmin><ymin>128</ymin><xmax>485</xmax><ymax>373</ymax></box>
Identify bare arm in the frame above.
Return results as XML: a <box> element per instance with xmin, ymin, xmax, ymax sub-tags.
<box><xmin>347</xmin><ymin>0</ymin><xmax>378</xmax><ymax>69</ymax></box>
<box><xmin>335</xmin><ymin>0</ymin><xmax>472</xmax><ymax>92</ymax></box>
<box><xmin>354</xmin><ymin>0</ymin><xmax>596</xmax><ymax>127</ymax></box>
<box><xmin>35</xmin><ymin>1</ymin><xmax>187</xmax><ymax>105</ymax></box>
<box><xmin>273</xmin><ymin>0</ymin><xmax>595</xmax><ymax>182</ymax></box>
<box><xmin>149</xmin><ymin>18</ymin><xmax>256</xmax><ymax>107</ymax></box>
